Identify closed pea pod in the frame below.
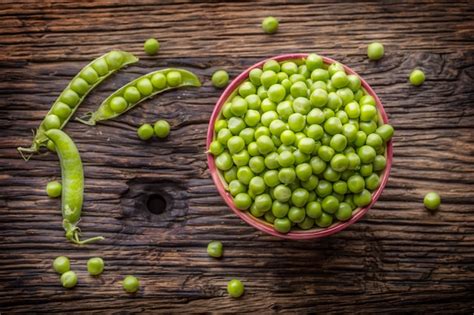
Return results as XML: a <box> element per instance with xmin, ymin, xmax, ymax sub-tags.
<box><xmin>18</xmin><ymin>50</ymin><xmax>138</xmax><ymax>159</ymax></box>
<box><xmin>45</xmin><ymin>129</ymin><xmax>104</xmax><ymax>245</ymax></box>
<box><xmin>77</xmin><ymin>68</ymin><xmax>201</xmax><ymax>125</ymax></box>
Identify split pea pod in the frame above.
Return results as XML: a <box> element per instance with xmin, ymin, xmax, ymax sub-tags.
<box><xmin>76</xmin><ymin>68</ymin><xmax>201</xmax><ymax>125</ymax></box>
<box><xmin>45</xmin><ymin>129</ymin><xmax>104</xmax><ymax>245</ymax></box>
<box><xmin>17</xmin><ymin>50</ymin><xmax>139</xmax><ymax>159</ymax></box>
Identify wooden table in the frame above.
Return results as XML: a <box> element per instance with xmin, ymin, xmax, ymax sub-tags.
<box><xmin>1</xmin><ymin>1</ymin><xmax>473</xmax><ymax>313</ymax></box>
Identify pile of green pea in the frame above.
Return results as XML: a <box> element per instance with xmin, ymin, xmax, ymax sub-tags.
<box><xmin>53</xmin><ymin>256</ymin><xmax>140</xmax><ymax>293</ymax></box>
<box><xmin>209</xmin><ymin>54</ymin><xmax>394</xmax><ymax>233</ymax></box>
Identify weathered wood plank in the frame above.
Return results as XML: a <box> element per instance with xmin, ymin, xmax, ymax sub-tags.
<box><xmin>0</xmin><ymin>0</ymin><xmax>473</xmax><ymax>313</ymax></box>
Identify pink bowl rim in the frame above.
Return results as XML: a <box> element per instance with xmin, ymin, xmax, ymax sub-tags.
<box><xmin>206</xmin><ymin>53</ymin><xmax>393</xmax><ymax>240</ymax></box>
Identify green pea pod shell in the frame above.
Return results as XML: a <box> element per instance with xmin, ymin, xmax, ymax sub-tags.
<box><xmin>45</xmin><ymin>129</ymin><xmax>104</xmax><ymax>245</ymax></box>
<box><xmin>18</xmin><ymin>50</ymin><xmax>139</xmax><ymax>160</ymax></box>
<box><xmin>76</xmin><ymin>68</ymin><xmax>201</xmax><ymax>125</ymax></box>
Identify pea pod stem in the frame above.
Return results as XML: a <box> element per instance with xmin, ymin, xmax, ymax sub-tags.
<box><xmin>46</xmin><ymin>129</ymin><xmax>103</xmax><ymax>245</ymax></box>
<box><xmin>18</xmin><ymin>50</ymin><xmax>139</xmax><ymax>160</ymax></box>
<box><xmin>76</xmin><ymin>68</ymin><xmax>201</xmax><ymax>125</ymax></box>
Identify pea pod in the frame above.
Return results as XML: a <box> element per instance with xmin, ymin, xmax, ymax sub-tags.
<box><xmin>45</xmin><ymin>129</ymin><xmax>104</xmax><ymax>245</ymax></box>
<box><xmin>76</xmin><ymin>68</ymin><xmax>201</xmax><ymax>125</ymax></box>
<box><xmin>17</xmin><ymin>50</ymin><xmax>139</xmax><ymax>160</ymax></box>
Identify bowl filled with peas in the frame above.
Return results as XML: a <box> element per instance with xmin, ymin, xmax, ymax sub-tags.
<box><xmin>207</xmin><ymin>53</ymin><xmax>394</xmax><ymax>240</ymax></box>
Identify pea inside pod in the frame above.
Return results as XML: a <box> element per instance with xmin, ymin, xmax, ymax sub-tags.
<box><xmin>17</xmin><ymin>50</ymin><xmax>139</xmax><ymax>160</ymax></box>
<box><xmin>76</xmin><ymin>68</ymin><xmax>201</xmax><ymax>125</ymax></box>
<box><xmin>45</xmin><ymin>129</ymin><xmax>104</xmax><ymax>245</ymax></box>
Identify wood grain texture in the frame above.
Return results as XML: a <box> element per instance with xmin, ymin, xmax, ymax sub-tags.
<box><xmin>1</xmin><ymin>0</ymin><xmax>474</xmax><ymax>313</ymax></box>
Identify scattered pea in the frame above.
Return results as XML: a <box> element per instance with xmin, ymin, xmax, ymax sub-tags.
<box><xmin>137</xmin><ymin>123</ymin><xmax>154</xmax><ymax>140</ymax></box>
<box><xmin>367</xmin><ymin>42</ymin><xmax>384</xmax><ymax>61</ymax></box>
<box><xmin>87</xmin><ymin>257</ymin><xmax>104</xmax><ymax>276</ymax></box>
<box><xmin>144</xmin><ymin>38</ymin><xmax>160</xmax><ymax>55</ymax></box>
<box><xmin>409</xmin><ymin>69</ymin><xmax>425</xmax><ymax>86</ymax></box>
<box><xmin>46</xmin><ymin>180</ymin><xmax>62</xmax><ymax>198</ymax></box>
<box><xmin>212</xmin><ymin>70</ymin><xmax>230</xmax><ymax>88</ymax></box>
<box><xmin>61</xmin><ymin>271</ymin><xmax>78</xmax><ymax>289</ymax></box>
<box><xmin>207</xmin><ymin>241</ymin><xmax>223</xmax><ymax>258</ymax></box>
<box><xmin>154</xmin><ymin>120</ymin><xmax>170</xmax><ymax>138</ymax></box>
<box><xmin>424</xmin><ymin>192</ymin><xmax>440</xmax><ymax>210</ymax></box>
<box><xmin>53</xmin><ymin>256</ymin><xmax>70</xmax><ymax>274</ymax></box>
<box><xmin>123</xmin><ymin>275</ymin><xmax>140</xmax><ymax>293</ymax></box>
<box><xmin>227</xmin><ymin>279</ymin><xmax>245</xmax><ymax>298</ymax></box>
<box><xmin>262</xmin><ymin>16</ymin><xmax>279</xmax><ymax>34</ymax></box>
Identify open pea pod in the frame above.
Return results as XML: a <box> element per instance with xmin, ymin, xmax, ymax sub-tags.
<box><xmin>76</xmin><ymin>68</ymin><xmax>201</xmax><ymax>125</ymax></box>
<box><xmin>17</xmin><ymin>50</ymin><xmax>139</xmax><ymax>160</ymax></box>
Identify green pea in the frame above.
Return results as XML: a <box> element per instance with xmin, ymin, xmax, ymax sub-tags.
<box><xmin>209</xmin><ymin>140</ymin><xmax>224</xmax><ymax>156</ymax></box>
<box><xmin>329</xmin><ymin>134</ymin><xmax>347</xmax><ymax>152</ymax></box>
<box><xmin>228</xmin><ymin>180</ymin><xmax>246</xmax><ymax>196</ymax></box>
<box><xmin>237</xmin><ymin>166</ymin><xmax>254</xmax><ymax>185</ymax></box>
<box><xmin>247</xmin><ymin>156</ymin><xmax>264</xmax><ymax>174</ymax></box>
<box><xmin>360</xmin><ymin>95</ymin><xmax>376</xmax><ymax>106</ymax></box>
<box><xmin>291</xmin><ymin>188</ymin><xmax>309</xmax><ymax>208</ymax></box>
<box><xmin>301</xmin><ymin>175</ymin><xmax>319</xmax><ymax>191</ymax></box>
<box><xmin>245</xmin><ymin>94</ymin><xmax>261</xmax><ymax>110</ymax></box>
<box><xmin>109</xmin><ymin>96</ymin><xmax>128</xmax><ymax>113</ymax></box>
<box><xmin>227</xmin><ymin>117</ymin><xmax>246</xmax><ymax>135</ymax></box>
<box><xmin>144</xmin><ymin>38</ymin><xmax>160</xmax><ymax>55</ymax></box>
<box><xmin>347</xmin><ymin>75</ymin><xmax>361</xmax><ymax>92</ymax></box>
<box><xmin>358</xmin><ymin>145</ymin><xmax>376</xmax><ymax>163</ymax></box>
<box><xmin>136</xmin><ymin>124</ymin><xmax>154</xmax><ymax>140</ymax></box>
<box><xmin>261</xmin><ymin>111</ymin><xmax>278</xmax><ymax>127</ymax></box>
<box><xmin>335</xmin><ymin>202</ymin><xmax>352</xmax><ymax>221</ymax></box>
<box><xmin>263</xmin><ymin>60</ymin><xmax>280</xmax><ymax>73</ymax></box>
<box><xmin>424</xmin><ymin>192</ymin><xmax>441</xmax><ymax>210</ymax></box>
<box><xmin>311</xmin><ymin>68</ymin><xmax>329</xmax><ymax>82</ymax></box>
<box><xmin>367</xmin><ymin>42</ymin><xmax>384</xmax><ymax>61</ymax></box>
<box><xmin>323</xmin><ymin>166</ymin><xmax>341</xmax><ymax>182</ymax></box>
<box><xmin>276</xmin><ymin>101</ymin><xmax>294</xmax><ymax>121</ymax></box>
<box><xmin>256</xmin><ymin>135</ymin><xmax>275</xmax><ymax>155</ymax></box>
<box><xmin>52</xmin><ymin>102</ymin><xmax>72</xmax><ymax>120</ymax></box>
<box><xmin>295</xmin><ymin>163</ymin><xmax>312</xmax><ymax>181</ymax></box>
<box><xmin>265</xmin><ymin>211</ymin><xmax>276</xmax><ymax>223</ymax></box>
<box><xmin>360</xmin><ymin>120</ymin><xmax>378</xmax><ymax>135</ymax></box>
<box><xmin>272</xmin><ymin>184</ymin><xmax>291</xmax><ymax>203</ymax></box>
<box><xmin>46</xmin><ymin>181</ymin><xmax>62</xmax><ymax>198</ymax></box>
<box><xmin>288</xmin><ymin>206</ymin><xmax>306</xmax><ymax>223</ymax></box>
<box><xmin>105</xmin><ymin>51</ymin><xmax>125</xmax><ymax>69</ymax></box>
<box><xmin>224</xmin><ymin>167</ymin><xmax>237</xmax><ymax>183</ymax></box>
<box><xmin>234</xmin><ymin>193</ymin><xmax>252</xmax><ymax>210</ymax></box>
<box><xmin>354</xmin><ymin>131</ymin><xmax>367</xmax><ymax>147</ymax></box>
<box><xmin>409</xmin><ymin>69</ymin><xmax>425</xmax><ymax>86</ymax></box>
<box><xmin>298</xmin><ymin>217</ymin><xmax>315</xmax><ymax>230</ymax></box>
<box><xmin>316</xmin><ymin>180</ymin><xmax>332</xmax><ymax>197</ymax></box>
<box><xmin>310</xmin><ymin>89</ymin><xmax>328</xmax><ymax>108</ymax></box>
<box><xmin>154</xmin><ymin>120</ymin><xmax>170</xmax><ymax>138</ymax></box>
<box><xmin>264</xmin><ymin>152</ymin><xmax>279</xmax><ymax>169</ymax></box>
<box><xmin>359</xmin><ymin>104</ymin><xmax>377</xmax><ymax>122</ymax></box>
<box><xmin>53</xmin><ymin>256</ymin><xmax>70</xmax><ymax>274</ymax></box>
<box><xmin>61</xmin><ymin>271</ymin><xmax>78</xmax><ymax>289</ymax></box>
<box><xmin>315</xmin><ymin>212</ymin><xmax>333</xmax><ymax>227</ymax></box>
<box><xmin>292</xmin><ymin>97</ymin><xmax>311</xmax><ymax>115</ymax></box>
<box><xmin>373</xmin><ymin>155</ymin><xmax>387</xmax><ymax>171</ymax></box>
<box><xmin>353</xmin><ymin>189</ymin><xmax>372</xmax><ymax>207</ymax></box>
<box><xmin>217</xmin><ymin>128</ymin><xmax>232</xmax><ymax>144</ymax></box>
<box><xmin>306</xmin><ymin>53</ymin><xmax>323</xmax><ymax>71</ymax></box>
<box><xmin>123</xmin><ymin>86</ymin><xmax>141</xmax><ymax>103</ymax></box>
<box><xmin>167</xmin><ymin>71</ymin><xmax>182</xmax><ymax>87</ymax></box>
<box><xmin>239</xmin><ymin>81</ymin><xmax>257</xmax><ymax>98</ymax></box>
<box><xmin>376</xmin><ymin>124</ymin><xmax>394</xmax><ymax>142</ymax></box>
<box><xmin>261</xmin><ymin>70</ymin><xmax>278</xmax><ymax>88</ymax></box>
<box><xmin>222</xmin><ymin>102</ymin><xmax>233</xmax><ymax>118</ymax></box>
<box><xmin>91</xmin><ymin>58</ymin><xmax>109</xmax><ymax>76</ymax></box>
<box><xmin>70</xmin><ymin>77</ymin><xmax>90</xmax><ymax>95</ymax></box>
<box><xmin>123</xmin><ymin>275</ymin><xmax>140</xmax><ymax>293</ymax></box>
<box><xmin>254</xmin><ymin>194</ymin><xmax>272</xmax><ymax>212</ymax></box>
<box><xmin>44</xmin><ymin>114</ymin><xmax>61</xmax><ymax>130</ymax></box>
<box><xmin>274</xmin><ymin>217</ymin><xmax>291</xmax><ymax>233</ymax></box>
<box><xmin>60</xmin><ymin>89</ymin><xmax>80</xmax><ymax>108</ymax></box>
<box><xmin>243</xmin><ymin>110</ymin><xmax>259</xmax><ymax>127</ymax></box>
<box><xmin>231</xmin><ymin>149</ymin><xmax>248</xmax><ymax>167</ymax></box>
<box><xmin>323</xmin><ymin>117</ymin><xmax>342</xmax><ymax>136</ymax></box>
<box><xmin>87</xmin><ymin>257</ymin><xmax>105</xmax><ymax>276</ymax></box>
<box><xmin>227</xmin><ymin>278</ymin><xmax>245</xmax><ymax>298</ymax></box>
<box><xmin>282</xmin><ymin>61</ymin><xmax>298</xmax><ymax>75</ymax></box>
<box><xmin>249</xmin><ymin>176</ymin><xmax>266</xmax><ymax>195</ymax></box>
<box><xmin>346</xmin><ymin>152</ymin><xmax>361</xmax><ymax>170</ymax></box>
<box><xmin>366</xmin><ymin>133</ymin><xmax>383</xmax><ymax>149</ymax></box>
<box><xmin>212</xmin><ymin>70</ymin><xmax>230</xmax><ymax>88</ymax></box>
<box><xmin>137</xmin><ymin>78</ymin><xmax>154</xmax><ymax>96</ymax></box>
<box><xmin>80</xmin><ymin>67</ymin><xmax>99</xmax><ymax>84</ymax></box>
<box><xmin>290</xmin><ymin>81</ymin><xmax>307</xmax><ymax>98</ymax></box>
<box><xmin>231</xmin><ymin>97</ymin><xmax>248</xmax><ymax>117</ymax></box>
<box><xmin>263</xmin><ymin>170</ymin><xmax>280</xmax><ymax>188</ymax></box>
<box><xmin>365</xmin><ymin>173</ymin><xmax>380</xmax><ymax>191</ymax></box>
<box><xmin>151</xmin><ymin>72</ymin><xmax>167</xmax><ymax>89</ymax></box>
<box><xmin>47</xmin><ymin>139</ymin><xmax>56</xmax><ymax>152</ymax></box>
<box><xmin>347</xmin><ymin>174</ymin><xmax>365</xmax><ymax>193</ymax></box>
<box><xmin>345</xmin><ymin>101</ymin><xmax>360</xmax><ymax>119</ymax></box>
<box><xmin>207</xmin><ymin>240</ymin><xmax>223</xmax><ymax>258</ymax></box>
<box><xmin>262</xmin><ymin>16</ymin><xmax>279</xmax><ymax>34</ymax></box>
<box><xmin>249</xmin><ymin>68</ymin><xmax>263</xmax><ymax>86</ymax></box>
<box><xmin>317</xmin><ymin>145</ymin><xmax>335</xmax><ymax>162</ymax></box>
<box><xmin>337</xmin><ymin>88</ymin><xmax>354</xmax><ymax>105</ymax></box>
<box><xmin>216</xmin><ymin>152</ymin><xmax>233</xmax><ymax>171</ymax></box>
<box><xmin>288</xmin><ymin>113</ymin><xmax>306</xmax><ymax>132</ymax></box>
<box><xmin>330</xmin><ymin>154</ymin><xmax>349</xmax><ymax>172</ymax></box>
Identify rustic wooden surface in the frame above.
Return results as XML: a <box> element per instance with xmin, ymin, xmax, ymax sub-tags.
<box><xmin>1</xmin><ymin>1</ymin><xmax>473</xmax><ymax>313</ymax></box>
